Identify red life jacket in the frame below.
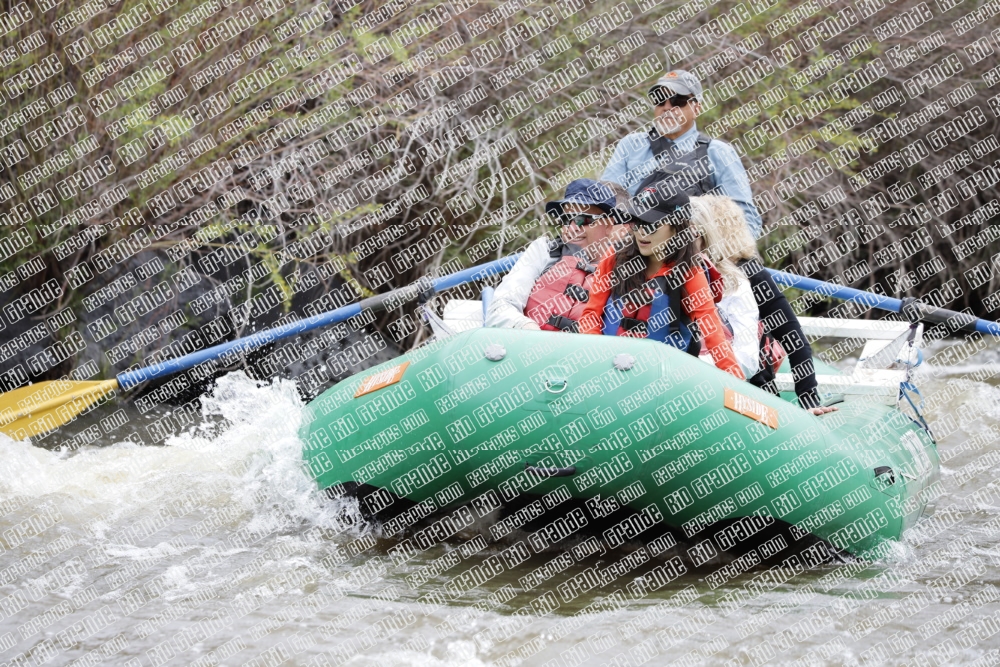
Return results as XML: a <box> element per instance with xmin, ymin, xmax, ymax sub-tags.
<box><xmin>525</xmin><ymin>241</ymin><xmax>596</xmax><ymax>332</ymax></box>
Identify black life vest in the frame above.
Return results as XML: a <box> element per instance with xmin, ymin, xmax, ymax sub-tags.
<box><xmin>638</xmin><ymin>127</ymin><xmax>718</xmax><ymax>198</ymax></box>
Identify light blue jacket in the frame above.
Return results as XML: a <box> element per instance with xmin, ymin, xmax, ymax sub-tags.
<box><xmin>600</xmin><ymin>124</ymin><xmax>763</xmax><ymax>238</ymax></box>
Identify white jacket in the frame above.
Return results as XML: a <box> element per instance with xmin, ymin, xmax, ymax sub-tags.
<box><xmin>485</xmin><ymin>237</ymin><xmax>558</xmax><ymax>329</ymax></box>
<box><xmin>711</xmin><ymin>273</ymin><xmax>760</xmax><ymax>378</ymax></box>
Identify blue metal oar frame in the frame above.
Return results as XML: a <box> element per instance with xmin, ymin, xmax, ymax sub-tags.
<box><xmin>766</xmin><ymin>269</ymin><xmax>1000</xmax><ymax>338</ymax></box>
<box><xmin>111</xmin><ymin>256</ymin><xmax>998</xmax><ymax>391</ymax></box>
<box><xmin>116</xmin><ymin>254</ymin><xmax>522</xmax><ymax>389</ymax></box>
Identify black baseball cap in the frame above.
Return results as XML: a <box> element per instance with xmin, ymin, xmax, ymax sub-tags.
<box><xmin>622</xmin><ymin>182</ymin><xmax>691</xmax><ymax>224</ymax></box>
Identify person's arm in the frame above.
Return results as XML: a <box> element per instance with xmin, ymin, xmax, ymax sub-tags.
<box><xmin>683</xmin><ymin>269</ymin><xmax>745</xmax><ymax>380</ymax></box>
<box><xmin>742</xmin><ymin>260</ymin><xmax>821</xmax><ymax>408</ymax></box>
<box><xmin>720</xmin><ymin>277</ymin><xmax>760</xmax><ymax>378</ymax></box>
<box><xmin>484</xmin><ymin>237</ymin><xmax>553</xmax><ymax>329</ymax></box>
<box><xmin>578</xmin><ymin>251</ymin><xmax>616</xmax><ymax>334</ymax></box>
<box><xmin>708</xmin><ymin>141</ymin><xmax>763</xmax><ymax>239</ymax></box>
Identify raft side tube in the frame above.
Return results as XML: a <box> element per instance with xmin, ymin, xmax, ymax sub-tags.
<box><xmin>300</xmin><ymin>329</ymin><xmax>939</xmax><ymax>558</ymax></box>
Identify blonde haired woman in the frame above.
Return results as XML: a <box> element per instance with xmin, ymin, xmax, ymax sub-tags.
<box><xmin>688</xmin><ymin>196</ymin><xmax>760</xmax><ymax>379</ymax></box>
<box><xmin>690</xmin><ymin>195</ymin><xmax>835</xmax><ymax>415</ymax></box>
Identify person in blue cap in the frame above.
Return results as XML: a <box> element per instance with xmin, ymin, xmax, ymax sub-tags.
<box><xmin>485</xmin><ymin>179</ymin><xmax>628</xmax><ymax>331</ymax></box>
<box><xmin>600</xmin><ymin>69</ymin><xmax>763</xmax><ymax>238</ymax></box>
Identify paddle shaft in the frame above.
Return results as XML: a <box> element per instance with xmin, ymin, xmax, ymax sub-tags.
<box><xmin>116</xmin><ymin>255</ymin><xmax>521</xmax><ymax>389</ymax></box>
<box><xmin>767</xmin><ymin>269</ymin><xmax>1000</xmax><ymax>337</ymax></box>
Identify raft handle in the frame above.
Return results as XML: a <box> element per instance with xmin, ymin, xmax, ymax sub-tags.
<box><xmin>544</xmin><ymin>379</ymin><xmax>568</xmax><ymax>394</ymax></box>
<box><xmin>525</xmin><ymin>463</ymin><xmax>577</xmax><ymax>477</ymax></box>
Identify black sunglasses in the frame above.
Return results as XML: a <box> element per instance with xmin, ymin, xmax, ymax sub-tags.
<box><xmin>555</xmin><ymin>213</ymin><xmax>608</xmax><ymax>227</ymax></box>
<box><xmin>650</xmin><ymin>90</ymin><xmax>693</xmax><ymax>107</ymax></box>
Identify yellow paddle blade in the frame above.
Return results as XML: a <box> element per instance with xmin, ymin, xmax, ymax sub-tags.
<box><xmin>0</xmin><ymin>379</ymin><xmax>119</xmax><ymax>440</ymax></box>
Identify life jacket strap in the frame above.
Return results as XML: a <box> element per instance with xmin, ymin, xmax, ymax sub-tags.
<box><xmin>620</xmin><ymin>317</ymin><xmax>647</xmax><ymax>336</ymax></box>
<box><xmin>564</xmin><ymin>283</ymin><xmax>589</xmax><ymax>302</ymax></box>
<box><xmin>547</xmin><ymin>237</ymin><xmax>587</xmax><ymax>261</ymax></box>
<box><xmin>642</xmin><ymin>130</ymin><xmax>717</xmax><ymax>196</ymax></box>
<box><xmin>547</xmin><ymin>315</ymin><xmax>580</xmax><ymax>333</ymax></box>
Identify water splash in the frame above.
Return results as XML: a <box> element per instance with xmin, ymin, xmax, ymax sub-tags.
<box><xmin>0</xmin><ymin>371</ymin><xmax>364</xmax><ymax>550</ymax></box>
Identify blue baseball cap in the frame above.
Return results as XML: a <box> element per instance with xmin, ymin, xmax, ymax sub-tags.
<box><xmin>545</xmin><ymin>179</ymin><xmax>618</xmax><ymax>220</ymax></box>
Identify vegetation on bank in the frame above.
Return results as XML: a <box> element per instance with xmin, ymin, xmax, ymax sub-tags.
<box><xmin>1</xmin><ymin>0</ymin><xmax>999</xmax><ymax>380</ymax></box>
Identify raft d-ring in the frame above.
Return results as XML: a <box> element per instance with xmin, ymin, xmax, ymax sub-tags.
<box><xmin>545</xmin><ymin>378</ymin><xmax>568</xmax><ymax>393</ymax></box>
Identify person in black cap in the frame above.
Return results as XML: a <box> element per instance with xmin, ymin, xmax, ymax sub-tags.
<box><xmin>600</xmin><ymin>69</ymin><xmax>763</xmax><ymax>238</ymax></box>
<box><xmin>578</xmin><ymin>184</ymin><xmax>745</xmax><ymax>380</ymax></box>
<box><xmin>485</xmin><ymin>179</ymin><xmax>629</xmax><ymax>331</ymax></box>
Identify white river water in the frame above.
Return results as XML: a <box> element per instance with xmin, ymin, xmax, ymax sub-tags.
<box><xmin>2</xmin><ymin>339</ymin><xmax>1000</xmax><ymax>667</ymax></box>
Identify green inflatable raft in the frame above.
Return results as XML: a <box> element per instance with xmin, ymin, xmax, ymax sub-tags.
<box><xmin>300</xmin><ymin>328</ymin><xmax>939</xmax><ymax>561</ymax></box>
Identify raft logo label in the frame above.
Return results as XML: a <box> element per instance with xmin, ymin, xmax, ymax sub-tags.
<box><xmin>354</xmin><ymin>361</ymin><xmax>410</xmax><ymax>398</ymax></box>
<box><xmin>724</xmin><ymin>388</ymin><xmax>779</xmax><ymax>429</ymax></box>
